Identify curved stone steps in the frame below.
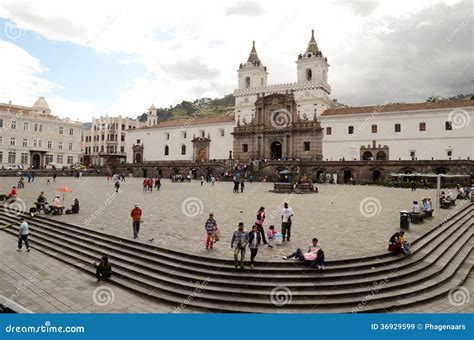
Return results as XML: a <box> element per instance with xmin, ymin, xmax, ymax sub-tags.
<box><xmin>0</xmin><ymin>203</ymin><xmax>471</xmax><ymax>312</ymax></box>
<box><xmin>1</xmin><ymin>204</ymin><xmax>471</xmax><ymax>271</ymax></box>
<box><xmin>0</xmin><ymin>205</ymin><xmax>471</xmax><ymax>279</ymax></box>
<box><xmin>0</xmin><ymin>209</ymin><xmax>471</xmax><ymax>288</ymax></box>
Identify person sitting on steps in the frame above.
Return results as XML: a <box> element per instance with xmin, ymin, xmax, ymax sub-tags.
<box><xmin>95</xmin><ymin>255</ymin><xmax>112</xmax><ymax>283</ymax></box>
<box><xmin>282</xmin><ymin>238</ymin><xmax>325</xmax><ymax>270</ymax></box>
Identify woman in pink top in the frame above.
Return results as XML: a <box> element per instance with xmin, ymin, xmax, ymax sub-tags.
<box><xmin>255</xmin><ymin>206</ymin><xmax>267</xmax><ymax>244</ymax></box>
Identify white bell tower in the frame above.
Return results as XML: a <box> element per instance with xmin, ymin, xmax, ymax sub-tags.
<box><xmin>296</xmin><ymin>30</ymin><xmax>329</xmax><ymax>87</ymax></box>
<box><xmin>237</xmin><ymin>41</ymin><xmax>268</xmax><ymax>90</ymax></box>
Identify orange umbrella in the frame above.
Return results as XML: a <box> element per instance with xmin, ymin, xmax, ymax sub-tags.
<box><xmin>55</xmin><ymin>186</ymin><xmax>73</xmax><ymax>203</ymax></box>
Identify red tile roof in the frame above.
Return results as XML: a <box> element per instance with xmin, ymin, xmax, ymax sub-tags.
<box><xmin>0</xmin><ymin>103</ymin><xmax>32</xmax><ymax>114</ymax></box>
<box><xmin>321</xmin><ymin>99</ymin><xmax>474</xmax><ymax>117</ymax></box>
<box><xmin>136</xmin><ymin>114</ymin><xmax>235</xmax><ymax>129</ymax></box>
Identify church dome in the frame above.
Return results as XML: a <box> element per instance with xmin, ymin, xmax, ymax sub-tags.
<box><xmin>33</xmin><ymin>96</ymin><xmax>51</xmax><ymax>114</ymax></box>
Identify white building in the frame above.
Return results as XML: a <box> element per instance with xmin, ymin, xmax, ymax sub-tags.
<box><xmin>82</xmin><ymin>115</ymin><xmax>142</xmax><ymax>166</ymax></box>
<box><xmin>320</xmin><ymin>100</ymin><xmax>474</xmax><ymax>161</ymax></box>
<box><xmin>125</xmin><ymin>115</ymin><xmax>234</xmax><ymax>163</ymax></box>
<box><xmin>123</xmin><ymin>30</ymin><xmax>473</xmax><ymax>164</ymax></box>
<box><xmin>0</xmin><ymin>97</ymin><xmax>82</xmax><ymax>169</ymax></box>
<box><xmin>234</xmin><ymin>30</ymin><xmax>331</xmax><ymax>125</ymax></box>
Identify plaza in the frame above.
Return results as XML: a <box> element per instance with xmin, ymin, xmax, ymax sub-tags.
<box><xmin>0</xmin><ymin>176</ymin><xmax>467</xmax><ymax>260</ymax></box>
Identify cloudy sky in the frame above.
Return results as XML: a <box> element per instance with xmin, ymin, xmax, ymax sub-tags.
<box><xmin>0</xmin><ymin>0</ymin><xmax>472</xmax><ymax>121</ymax></box>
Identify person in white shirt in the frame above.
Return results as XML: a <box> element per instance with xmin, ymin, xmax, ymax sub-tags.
<box><xmin>52</xmin><ymin>195</ymin><xmax>61</xmax><ymax>207</ymax></box>
<box><xmin>412</xmin><ymin>201</ymin><xmax>421</xmax><ymax>213</ymax></box>
<box><xmin>447</xmin><ymin>190</ymin><xmax>455</xmax><ymax>201</ymax></box>
<box><xmin>281</xmin><ymin>202</ymin><xmax>294</xmax><ymax>242</ymax></box>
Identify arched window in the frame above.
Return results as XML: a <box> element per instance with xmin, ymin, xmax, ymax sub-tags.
<box><xmin>376</xmin><ymin>151</ymin><xmax>386</xmax><ymax>161</ymax></box>
<box><xmin>245</xmin><ymin>77</ymin><xmax>251</xmax><ymax>88</ymax></box>
<box><xmin>164</xmin><ymin>145</ymin><xmax>169</xmax><ymax>156</ymax></box>
<box><xmin>306</xmin><ymin>69</ymin><xmax>312</xmax><ymax>81</ymax></box>
<box><xmin>181</xmin><ymin>144</ymin><xmax>186</xmax><ymax>155</ymax></box>
<box><xmin>362</xmin><ymin>151</ymin><xmax>373</xmax><ymax>160</ymax></box>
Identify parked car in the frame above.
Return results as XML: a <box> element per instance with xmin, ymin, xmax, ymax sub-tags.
<box><xmin>71</xmin><ymin>163</ymin><xmax>86</xmax><ymax>170</ymax></box>
<box><xmin>46</xmin><ymin>163</ymin><xmax>65</xmax><ymax>171</ymax></box>
<box><xmin>6</xmin><ymin>164</ymin><xmax>24</xmax><ymax>170</ymax></box>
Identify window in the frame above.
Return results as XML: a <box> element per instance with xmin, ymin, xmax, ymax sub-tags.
<box><xmin>245</xmin><ymin>76</ymin><xmax>251</xmax><ymax>88</ymax></box>
<box><xmin>33</xmin><ymin>140</ymin><xmax>38</xmax><ymax>147</ymax></box>
<box><xmin>306</xmin><ymin>68</ymin><xmax>312</xmax><ymax>81</ymax></box>
<box><xmin>348</xmin><ymin>126</ymin><xmax>354</xmax><ymax>134</ymax></box>
<box><xmin>69</xmin><ymin>128</ymin><xmax>74</xmax><ymax>135</ymax></box>
<box><xmin>0</xmin><ymin>119</ymin><xmax>3</xmax><ymax>128</ymax></box>
<box><xmin>166</xmin><ymin>133</ymin><xmax>170</xmax><ymax>140</ymax></box>
<box><xmin>183</xmin><ymin>131</ymin><xmax>187</xmax><ymax>139</ymax></box>
<box><xmin>394</xmin><ymin>123</ymin><xmax>401</xmax><ymax>132</ymax></box>
<box><xmin>121</xmin><ymin>134</ymin><xmax>125</xmax><ymax>142</ymax></box>
<box><xmin>304</xmin><ymin>142</ymin><xmax>311</xmax><ymax>151</ymax></box>
<box><xmin>419</xmin><ymin>122</ymin><xmax>426</xmax><ymax>131</ymax></box>
<box><xmin>243</xmin><ymin>144</ymin><xmax>248</xmax><ymax>152</ymax></box>
<box><xmin>121</xmin><ymin>124</ymin><xmax>125</xmax><ymax>130</ymax></box>
<box><xmin>371</xmin><ymin>124</ymin><xmax>378</xmax><ymax>133</ymax></box>
<box><xmin>38</xmin><ymin>140</ymin><xmax>42</xmax><ymax>148</ymax></box>
<box><xmin>10</xmin><ymin>137</ymin><xmax>15</xmax><ymax>146</ymax></box>
<box><xmin>59</xmin><ymin>126</ymin><xmax>64</xmax><ymax>134</ymax></box>
<box><xmin>410</xmin><ymin>151</ymin><xmax>416</xmax><ymax>159</ymax></box>
<box><xmin>45</xmin><ymin>154</ymin><xmax>53</xmax><ymax>164</ymax></box>
<box><xmin>22</xmin><ymin>138</ymin><xmax>27</xmax><ymax>147</ymax></box>
<box><xmin>120</xmin><ymin>146</ymin><xmax>124</xmax><ymax>152</ymax></box>
<box><xmin>23</xmin><ymin>122</ymin><xmax>28</xmax><ymax>130</ymax></box>
<box><xmin>58</xmin><ymin>142</ymin><xmax>63</xmax><ymax>150</ymax></box>
<box><xmin>200</xmin><ymin>130</ymin><xmax>205</xmax><ymax>137</ymax></box>
<box><xmin>68</xmin><ymin>143</ymin><xmax>73</xmax><ymax>151</ymax></box>
<box><xmin>181</xmin><ymin>145</ymin><xmax>186</xmax><ymax>155</ymax></box>
<box><xmin>47</xmin><ymin>141</ymin><xmax>52</xmax><ymax>149</ymax></box>
<box><xmin>8</xmin><ymin>152</ymin><xmax>16</xmax><ymax>163</ymax></box>
<box><xmin>136</xmin><ymin>139</ymin><xmax>141</xmax><ymax>144</ymax></box>
<box><xmin>445</xmin><ymin>121</ymin><xmax>452</xmax><ymax>131</ymax></box>
<box><xmin>11</xmin><ymin>120</ymin><xmax>16</xmax><ymax>129</ymax></box>
<box><xmin>39</xmin><ymin>124</ymin><xmax>43</xmax><ymax>132</ymax></box>
<box><xmin>326</xmin><ymin>127</ymin><xmax>332</xmax><ymax>135</ymax></box>
<box><xmin>164</xmin><ymin>145</ymin><xmax>169</xmax><ymax>156</ymax></box>
<box><xmin>34</xmin><ymin>123</ymin><xmax>39</xmax><ymax>131</ymax></box>
<box><xmin>0</xmin><ymin>152</ymin><xmax>2</xmax><ymax>162</ymax></box>
<box><xmin>67</xmin><ymin>156</ymin><xmax>74</xmax><ymax>164</ymax></box>
<box><xmin>220</xmin><ymin>129</ymin><xmax>225</xmax><ymax>137</ymax></box>
<box><xmin>101</xmin><ymin>134</ymin><xmax>105</xmax><ymax>141</ymax></box>
<box><xmin>57</xmin><ymin>155</ymin><xmax>63</xmax><ymax>164</ymax></box>
<box><xmin>0</xmin><ymin>136</ymin><xmax>2</xmax><ymax>145</ymax></box>
<box><xmin>447</xmin><ymin>150</ymin><xmax>452</xmax><ymax>157</ymax></box>
<box><xmin>20</xmin><ymin>153</ymin><xmax>28</xmax><ymax>164</ymax></box>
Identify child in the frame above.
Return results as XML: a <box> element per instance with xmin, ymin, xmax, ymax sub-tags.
<box><xmin>398</xmin><ymin>231</ymin><xmax>411</xmax><ymax>255</ymax></box>
<box><xmin>267</xmin><ymin>225</ymin><xmax>276</xmax><ymax>248</ymax></box>
<box><xmin>204</xmin><ymin>213</ymin><xmax>217</xmax><ymax>249</ymax></box>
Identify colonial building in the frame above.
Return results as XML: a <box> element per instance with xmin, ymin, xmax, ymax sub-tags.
<box><xmin>125</xmin><ymin>114</ymin><xmax>234</xmax><ymax>164</ymax></box>
<box><xmin>0</xmin><ymin>97</ymin><xmax>82</xmax><ymax>169</ymax></box>
<box><xmin>81</xmin><ymin>115</ymin><xmax>141</xmax><ymax>167</ymax></box>
<box><xmin>234</xmin><ymin>30</ymin><xmax>331</xmax><ymax>125</ymax></box>
<box><xmin>232</xmin><ymin>92</ymin><xmax>323</xmax><ymax>162</ymax></box>
<box><xmin>320</xmin><ymin>100</ymin><xmax>474</xmax><ymax>161</ymax></box>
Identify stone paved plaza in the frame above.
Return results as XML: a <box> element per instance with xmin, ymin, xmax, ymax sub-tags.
<box><xmin>0</xmin><ymin>176</ymin><xmax>467</xmax><ymax>260</ymax></box>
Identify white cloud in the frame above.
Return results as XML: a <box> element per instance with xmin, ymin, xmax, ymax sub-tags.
<box><xmin>0</xmin><ymin>40</ymin><xmax>53</xmax><ymax>104</ymax></box>
<box><xmin>0</xmin><ymin>0</ymin><xmax>471</xmax><ymax>121</ymax></box>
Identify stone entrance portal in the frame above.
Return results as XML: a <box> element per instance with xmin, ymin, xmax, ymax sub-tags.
<box><xmin>270</xmin><ymin>141</ymin><xmax>282</xmax><ymax>159</ymax></box>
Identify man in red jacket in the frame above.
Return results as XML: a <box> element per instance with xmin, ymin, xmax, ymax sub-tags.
<box><xmin>131</xmin><ymin>204</ymin><xmax>142</xmax><ymax>239</ymax></box>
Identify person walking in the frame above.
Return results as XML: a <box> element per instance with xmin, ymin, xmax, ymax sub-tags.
<box><xmin>17</xmin><ymin>219</ymin><xmax>31</xmax><ymax>252</ymax></box>
<box><xmin>143</xmin><ymin>178</ymin><xmax>148</xmax><ymax>192</ymax></box>
<box><xmin>255</xmin><ymin>206</ymin><xmax>267</xmax><ymax>244</ymax></box>
<box><xmin>248</xmin><ymin>225</ymin><xmax>261</xmax><ymax>268</ymax></box>
<box><xmin>233</xmin><ymin>176</ymin><xmax>239</xmax><ymax>193</ymax></box>
<box><xmin>114</xmin><ymin>180</ymin><xmax>120</xmax><ymax>193</ymax></box>
<box><xmin>200</xmin><ymin>176</ymin><xmax>204</xmax><ymax>186</ymax></box>
<box><xmin>204</xmin><ymin>213</ymin><xmax>217</xmax><ymax>249</ymax></box>
<box><xmin>131</xmin><ymin>204</ymin><xmax>142</xmax><ymax>239</ymax></box>
<box><xmin>281</xmin><ymin>202</ymin><xmax>294</xmax><ymax>242</ymax></box>
<box><xmin>231</xmin><ymin>222</ymin><xmax>248</xmax><ymax>270</ymax></box>
<box><xmin>240</xmin><ymin>178</ymin><xmax>245</xmax><ymax>193</ymax></box>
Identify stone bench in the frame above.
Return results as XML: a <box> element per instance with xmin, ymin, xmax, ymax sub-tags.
<box><xmin>424</xmin><ymin>209</ymin><xmax>434</xmax><ymax>218</ymax></box>
<box><xmin>410</xmin><ymin>212</ymin><xmax>425</xmax><ymax>223</ymax></box>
